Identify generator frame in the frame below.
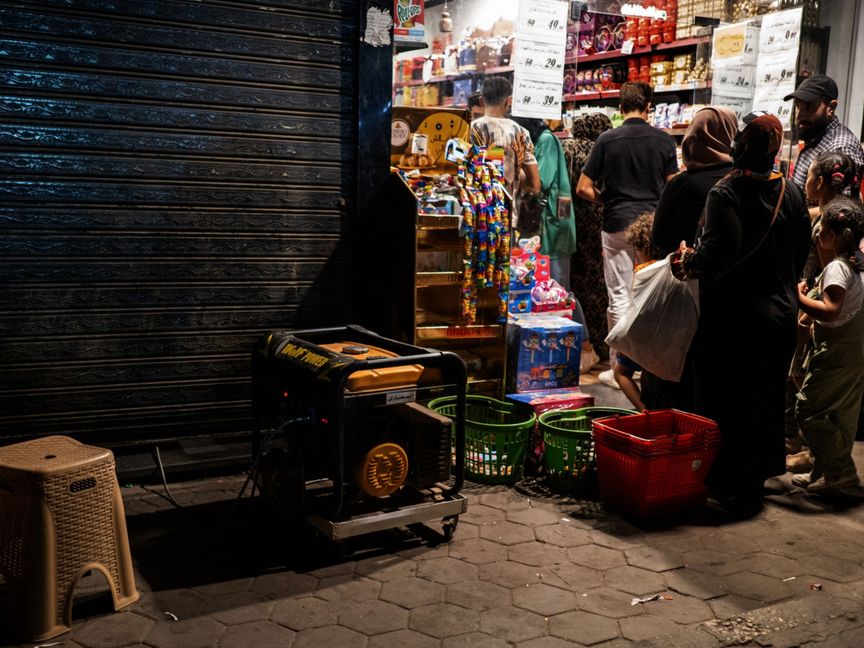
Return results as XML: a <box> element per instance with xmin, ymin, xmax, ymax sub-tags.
<box><xmin>251</xmin><ymin>325</ymin><xmax>467</xmax><ymax>542</ymax></box>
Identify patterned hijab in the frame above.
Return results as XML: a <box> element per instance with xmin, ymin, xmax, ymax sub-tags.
<box><xmin>682</xmin><ymin>106</ymin><xmax>738</xmax><ymax>170</ymax></box>
<box><xmin>572</xmin><ymin>113</ymin><xmax>613</xmax><ymax>142</ymax></box>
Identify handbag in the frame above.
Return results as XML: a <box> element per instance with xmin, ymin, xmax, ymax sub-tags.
<box><xmin>516</xmin><ymin>190</ymin><xmax>548</xmax><ymax>235</ymax></box>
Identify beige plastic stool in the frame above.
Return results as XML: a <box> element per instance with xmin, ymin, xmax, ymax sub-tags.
<box><xmin>0</xmin><ymin>435</ymin><xmax>139</xmax><ymax>641</ymax></box>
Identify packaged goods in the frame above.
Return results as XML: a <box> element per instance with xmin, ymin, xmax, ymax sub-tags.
<box><xmin>508</xmin><ymin>315</ymin><xmax>583</xmax><ymax>392</ymax></box>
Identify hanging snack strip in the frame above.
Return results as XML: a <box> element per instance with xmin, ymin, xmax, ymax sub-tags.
<box><xmin>456</xmin><ymin>147</ymin><xmax>511</xmax><ymax>324</ymax></box>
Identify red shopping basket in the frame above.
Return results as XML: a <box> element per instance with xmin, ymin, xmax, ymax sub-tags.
<box><xmin>592</xmin><ymin>410</ymin><xmax>721</xmax><ymax>519</ymax></box>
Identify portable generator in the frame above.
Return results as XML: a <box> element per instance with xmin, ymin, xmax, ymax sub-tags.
<box><xmin>251</xmin><ymin>325</ymin><xmax>467</xmax><ymax>541</ymax></box>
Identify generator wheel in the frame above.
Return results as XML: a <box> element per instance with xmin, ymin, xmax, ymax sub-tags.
<box><xmin>442</xmin><ymin>515</ymin><xmax>459</xmax><ymax>542</ymax></box>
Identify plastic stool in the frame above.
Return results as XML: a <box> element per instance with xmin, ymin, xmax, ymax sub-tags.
<box><xmin>0</xmin><ymin>435</ymin><xmax>139</xmax><ymax>641</ymax></box>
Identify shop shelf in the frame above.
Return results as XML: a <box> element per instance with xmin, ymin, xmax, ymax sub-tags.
<box><xmin>418</xmin><ymin>214</ymin><xmax>461</xmax><ymax>230</ymax></box>
<box><xmin>417</xmin><ymin>271</ymin><xmax>462</xmax><ymax>287</ymax></box>
<box><xmin>563</xmin><ymin>35</ymin><xmax>710</xmax><ymax>66</ymax></box>
<box><xmin>416</xmin><ymin>324</ymin><xmax>504</xmax><ymax>341</ymax></box>
<box><xmin>394</xmin><ymin>66</ymin><xmax>513</xmax><ymax>89</ymax></box>
<box><xmin>563</xmin><ymin>81</ymin><xmax>710</xmax><ymax>104</ymax></box>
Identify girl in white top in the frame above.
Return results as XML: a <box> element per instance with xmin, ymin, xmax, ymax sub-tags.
<box><xmin>795</xmin><ymin>196</ymin><xmax>864</xmax><ymax>495</ymax></box>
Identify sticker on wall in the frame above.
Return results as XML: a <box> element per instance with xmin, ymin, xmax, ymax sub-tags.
<box><xmin>363</xmin><ymin>7</ymin><xmax>392</xmax><ymax>47</ymax></box>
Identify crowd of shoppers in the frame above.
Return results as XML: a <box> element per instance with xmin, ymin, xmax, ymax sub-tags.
<box><xmin>471</xmin><ymin>71</ymin><xmax>864</xmax><ymax>511</ymax></box>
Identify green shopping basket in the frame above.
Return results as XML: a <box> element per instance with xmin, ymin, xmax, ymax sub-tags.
<box><xmin>540</xmin><ymin>406</ymin><xmax>637</xmax><ymax>493</ymax></box>
<box><xmin>429</xmin><ymin>395</ymin><xmax>536</xmax><ymax>485</ymax></box>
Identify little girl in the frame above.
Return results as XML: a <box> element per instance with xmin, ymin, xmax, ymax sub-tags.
<box><xmin>794</xmin><ymin>196</ymin><xmax>864</xmax><ymax>495</ymax></box>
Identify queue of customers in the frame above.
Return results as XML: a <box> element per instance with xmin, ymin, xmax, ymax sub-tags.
<box><xmin>469</xmin><ymin>73</ymin><xmax>864</xmax><ymax>511</ymax></box>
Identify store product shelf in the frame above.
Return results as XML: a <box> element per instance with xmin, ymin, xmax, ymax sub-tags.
<box><xmin>394</xmin><ymin>38</ymin><xmax>429</xmax><ymax>54</ymax></box>
<box><xmin>395</xmin><ymin>65</ymin><xmax>513</xmax><ymax>88</ymax></box>
<box><xmin>417</xmin><ymin>271</ymin><xmax>462</xmax><ymax>287</ymax></box>
<box><xmin>563</xmin><ymin>81</ymin><xmax>710</xmax><ymax>103</ymax></box>
<box><xmin>416</xmin><ymin>324</ymin><xmax>504</xmax><ymax>341</ymax></box>
<box><xmin>563</xmin><ymin>35</ymin><xmax>710</xmax><ymax>66</ymax></box>
<box><xmin>418</xmin><ymin>214</ymin><xmax>461</xmax><ymax>229</ymax></box>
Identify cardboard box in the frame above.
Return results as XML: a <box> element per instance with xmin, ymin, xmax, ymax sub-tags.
<box><xmin>507</xmin><ymin>388</ymin><xmax>595</xmax><ymax>414</ymax></box>
<box><xmin>507</xmin><ymin>315</ymin><xmax>583</xmax><ymax>393</ymax></box>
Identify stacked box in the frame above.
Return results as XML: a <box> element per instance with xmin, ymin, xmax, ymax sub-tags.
<box><xmin>507</xmin><ymin>388</ymin><xmax>595</xmax><ymax>415</ymax></box>
<box><xmin>507</xmin><ymin>315</ymin><xmax>583</xmax><ymax>393</ymax></box>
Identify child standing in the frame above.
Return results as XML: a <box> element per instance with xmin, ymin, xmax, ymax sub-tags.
<box><xmin>611</xmin><ymin>212</ymin><xmax>663</xmax><ymax>410</ymax></box>
<box><xmin>794</xmin><ymin>196</ymin><xmax>864</xmax><ymax>495</ymax></box>
<box><xmin>786</xmin><ymin>152</ymin><xmax>861</xmax><ymax>474</ymax></box>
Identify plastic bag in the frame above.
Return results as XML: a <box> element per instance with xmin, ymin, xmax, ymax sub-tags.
<box><xmin>605</xmin><ymin>258</ymin><xmax>699</xmax><ymax>382</ymax></box>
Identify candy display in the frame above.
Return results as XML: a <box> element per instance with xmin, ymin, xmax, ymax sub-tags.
<box><xmin>507</xmin><ymin>387</ymin><xmax>595</xmax><ymax>415</ymax></box>
<box><xmin>456</xmin><ymin>146</ymin><xmax>511</xmax><ymax>324</ymax></box>
<box><xmin>507</xmin><ymin>315</ymin><xmax>583</xmax><ymax>393</ymax></box>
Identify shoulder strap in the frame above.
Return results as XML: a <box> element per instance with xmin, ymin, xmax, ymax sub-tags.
<box><xmin>716</xmin><ymin>176</ymin><xmax>787</xmax><ymax>279</ymax></box>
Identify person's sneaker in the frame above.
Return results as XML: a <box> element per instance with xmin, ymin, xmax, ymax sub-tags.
<box><xmin>580</xmin><ymin>347</ymin><xmax>600</xmax><ymax>374</ymax></box>
<box><xmin>786</xmin><ymin>450</ymin><xmax>813</xmax><ymax>474</ymax></box>
<box><xmin>598</xmin><ymin>368</ymin><xmax>621</xmax><ymax>389</ymax></box>
<box><xmin>807</xmin><ymin>474</ymin><xmax>860</xmax><ymax>495</ymax></box>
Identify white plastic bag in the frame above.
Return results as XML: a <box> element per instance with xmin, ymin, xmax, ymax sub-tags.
<box><xmin>605</xmin><ymin>258</ymin><xmax>699</xmax><ymax>382</ymax></box>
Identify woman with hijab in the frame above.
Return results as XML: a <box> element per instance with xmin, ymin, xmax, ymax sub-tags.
<box><xmin>671</xmin><ymin>112</ymin><xmax>811</xmax><ymax>511</ymax></box>
<box><xmin>563</xmin><ymin>114</ymin><xmax>613</xmax><ymax>363</ymax></box>
<box><xmin>653</xmin><ymin>106</ymin><xmax>738</xmax><ymax>256</ymax></box>
<box><xmin>642</xmin><ymin>107</ymin><xmax>738</xmax><ymax>410</ymax></box>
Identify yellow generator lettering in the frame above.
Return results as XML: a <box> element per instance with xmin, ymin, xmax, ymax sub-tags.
<box><xmin>280</xmin><ymin>343</ymin><xmax>331</xmax><ymax>369</ymax></box>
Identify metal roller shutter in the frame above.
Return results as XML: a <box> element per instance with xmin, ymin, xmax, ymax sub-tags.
<box><xmin>0</xmin><ymin>0</ymin><xmax>359</xmax><ymax>446</ymax></box>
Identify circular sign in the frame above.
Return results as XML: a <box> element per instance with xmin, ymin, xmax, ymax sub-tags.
<box><xmin>391</xmin><ymin>119</ymin><xmax>411</xmax><ymax>147</ymax></box>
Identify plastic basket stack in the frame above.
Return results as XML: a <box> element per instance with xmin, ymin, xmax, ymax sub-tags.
<box><xmin>592</xmin><ymin>409</ymin><xmax>721</xmax><ymax>518</ymax></box>
<box><xmin>540</xmin><ymin>407</ymin><xmax>637</xmax><ymax>494</ymax></box>
<box><xmin>430</xmin><ymin>395</ymin><xmax>536</xmax><ymax>485</ymax></box>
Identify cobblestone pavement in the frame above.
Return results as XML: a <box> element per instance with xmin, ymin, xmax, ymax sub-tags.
<box><xmin>3</xmin><ymin>425</ymin><xmax>864</xmax><ymax>647</ymax></box>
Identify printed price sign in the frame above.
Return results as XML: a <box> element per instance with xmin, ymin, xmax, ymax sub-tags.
<box><xmin>711</xmin><ymin>94</ymin><xmax>753</xmax><ymax>120</ymax></box>
<box><xmin>515</xmin><ymin>39</ymin><xmax>566</xmax><ymax>80</ymax></box>
<box><xmin>712</xmin><ymin>62</ymin><xmax>755</xmax><ymax>98</ymax></box>
<box><xmin>759</xmin><ymin>7</ymin><xmax>803</xmax><ymax>54</ymax></box>
<box><xmin>512</xmin><ymin>76</ymin><xmax>563</xmax><ymax>119</ymax></box>
<box><xmin>517</xmin><ymin>0</ymin><xmax>569</xmax><ymax>44</ymax></box>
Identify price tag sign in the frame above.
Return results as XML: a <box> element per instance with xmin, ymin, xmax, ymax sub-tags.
<box><xmin>711</xmin><ymin>94</ymin><xmax>753</xmax><ymax>120</ymax></box>
<box><xmin>621</xmin><ymin>39</ymin><xmax>634</xmax><ymax>55</ymax></box>
<box><xmin>711</xmin><ymin>62</ymin><xmax>755</xmax><ymax>98</ymax></box>
<box><xmin>514</xmin><ymin>38</ymin><xmax>566</xmax><ymax>80</ymax></box>
<box><xmin>758</xmin><ymin>6</ymin><xmax>803</xmax><ymax>54</ymax></box>
<box><xmin>517</xmin><ymin>0</ymin><xmax>569</xmax><ymax>44</ymax></box>
<box><xmin>511</xmin><ymin>76</ymin><xmax>564</xmax><ymax>119</ymax></box>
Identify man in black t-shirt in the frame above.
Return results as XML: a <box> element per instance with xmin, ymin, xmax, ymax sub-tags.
<box><xmin>576</xmin><ymin>82</ymin><xmax>678</xmax><ymax>385</ymax></box>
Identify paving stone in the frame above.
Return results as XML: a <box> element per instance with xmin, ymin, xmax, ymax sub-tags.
<box><xmin>724</xmin><ymin>571</ymin><xmax>794</xmax><ymax>604</ymax></box>
<box><xmin>355</xmin><ymin>555</ymin><xmax>417</xmax><ymax>582</ymax></box>
<box><xmin>271</xmin><ymin>595</ymin><xmax>338</xmax><ymax>630</ymax></box>
<box><xmin>619</xmin><ymin>614</ymin><xmax>683</xmax><ymax>641</ymax></box>
<box><xmin>756</xmin><ymin>532</ymin><xmax>822</xmax><ymax>559</ymax></box>
<box><xmin>798</xmin><ymin>554</ymin><xmax>864</xmax><ymax>583</ymax></box>
<box><xmin>368</xmin><ymin>629</ymin><xmax>439</xmax><ymax>648</ymax></box>
<box><xmin>507</xmin><ymin>507</ymin><xmax>562</xmax><ymax>527</ymax></box>
<box><xmin>73</xmin><ymin>612</ymin><xmax>154</xmax><ymax>648</ymax></box>
<box><xmin>519</xmin><ymin>637</ymin><xmax>586</xmax><ymax>648</ymax></box>
<box><xmin>449</xmin><ymin>538</ymin><xmax>509</xmax><ymax>564</ymax></box>
<box><xmin>315</xmin><ymin>575</ymin><xmax>381</xmax><ymax>602</ymax></box>
<box><xmin>603</xmin><ymin>566</ymin><xmax>666</xmax><ymax>596</ymax></box>
<box><xmin>305</xmin><ymin>561</ymin><xmax>356</xmax><ymax>578</ymax></box>
<box><xmin>513</xmin><ymin>582</ymin><xmax>579</xmax><ymax>616</ymax></box>
<box><xmin>481</xmin><ymin>606</ymin><xmax>548</xmax><ymax>642</ymax></box>
<box><xmin>442</xmin><ymin>631</ymin><xmax>511</xmax><ymax>648</ymax></box>
<box><xmin>477</xmin><ymin>491</ymin><xmax>532</xmax><ymax>511</ymax></box>
<box><xmin>462</xmin><ymin>504</ymin><xmax>507</xmax><ymax>526</ymax></box>
<box><xmin>820</xmin><ymin>540</ymin><xmax>864</xmax><ymax>563</ymax></box>
<box><xmin>785</xmin><ymin>574</ymin><xmax>864</xmax><ymax>602</ymax></box>
<box><xmin>643</xmin><ymin>530</ymin><xmax>705</xmax><ymax>554</ymax></box>
<box><xmin>509</xmin><ymin>542</ymin><xmax>570</xmax><ymax>567</ymax></box>
<box><xmin>738</xmin><ymin>553</ymin><xmax>806</xmax><ymax>580</ymax></box>
<box><xmin>645</xmin><ymin>595</ymin><xmax>714</xmax><ymax>624</ymax></box>
<box><xmin>398</xmin><ymin>541</ymin><xmax>452</xmax><ymax>562</ymax></box>
<box><xmin>251</xmin><ymin>572</ymin><xmax>318</xmax><ymax>600</ymax></box>
<box><xmin>133</xmin><ymin>588</ymin><xmax>208</xmax><ymax>621</ymax></box>
<box><xmin>549</xmin><ymin>564</ymin><xmax>604</xmax><ymax>593</ymax></box>
<box><xmin>381</xmin><ymin>576</ymin><xmax>445</xmax><ymax>608</ymax></box>
<box><xmin>417</xmin><ymin>557</ymin><xmax>479</xmax><ymax>584</ymax></box>
<box><xmin>220</xmin><ymin>620</ymin><xmax>297</xmax><ymax>648</ymax></box>
<box><xmin>721</xmin><ymin>520</ymin><xmax>778</xmax><ymax>540</ymax></box>
<box><xmin>534</xmin><ymin>522</ymin><xmax>593</xmax><ymax>548</ymax></box>
<box><xmin>409</xmin><ymin>603</ymin><xmax>480</xmax><ymax>638</ymax></box>
<box><xmin>577</xmin><ymin>587</ymin><xmax>645</xmax><ymax>619</ymax></box>
<box><xmin>195</xmin><ymin>577</ymin><xmax>255</xmax><ymax>596</ymax></box>
<box><xmin>707</xmin><ymin>594</ymin><xmax>764</xmax><ymax>619</ymax></box>
<box><xmin>338</xmin><ymin>599</ymin><xmax>409</xmax><ymax>635</ymax></box>
<box><xmin>144</xmin><ymin>617</ymin><xmax>225</xmax><ymax>648</ymax></box>
<box><xmin>681</xmin><ymin>550</ymin><xmax>745</xmax><ymax>576</ymax></box>
<box><xmin>567</xmin><ymin>545</ymin><xmax>626</xmax><ymax>571</ymax></box>
<box><xmin>479</xmin><ymin>520</ymin><xmax>537</xmax><ymax>545</ymax></box>
<box><xmin>625</xmin><ymin>545</ymin><xmax>686</xmax><ymax>573</ymax></box>
<box><xmin>663</xmin><ymin>568</ymin><xmax>729</xmax><ymax>600</ymax></box>
<box><xmin>478</xmin><ymin>561</ymin><xmax>569</xmax><ymax>590</ymax></box>
<box><xmin>200</xmin><ymin>591</ymin><xmax>274</xmax><ymax>626</ymax></box>
<box><xmin>293</xmin><ymin>625</ymin><xmax>366</xmax><ymax>648</ymax></box>
<box><xmin>589</xmin><ymin>528</ymin><xmax>646</xmax><ymax>551</ymax></box>
<box><xmin>548</xmin><ymin>610</ymin><xmax>620</xmax><ymax>644</ymax></box>
<box><xmin>446</xmin><ymin>580</ymin><xmax>511</xmax><ymax>611</ymax></box>
<box><xmin>700</xmin><ymin>531</ymin><xmax>760</xmax><ymax>556</ymax></box>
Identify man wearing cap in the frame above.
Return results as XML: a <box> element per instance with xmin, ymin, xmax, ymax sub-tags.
<box><xmin>785</xmin><ymin>74</ymin><xmax>864</xmax><ymax>191</ymax></box>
